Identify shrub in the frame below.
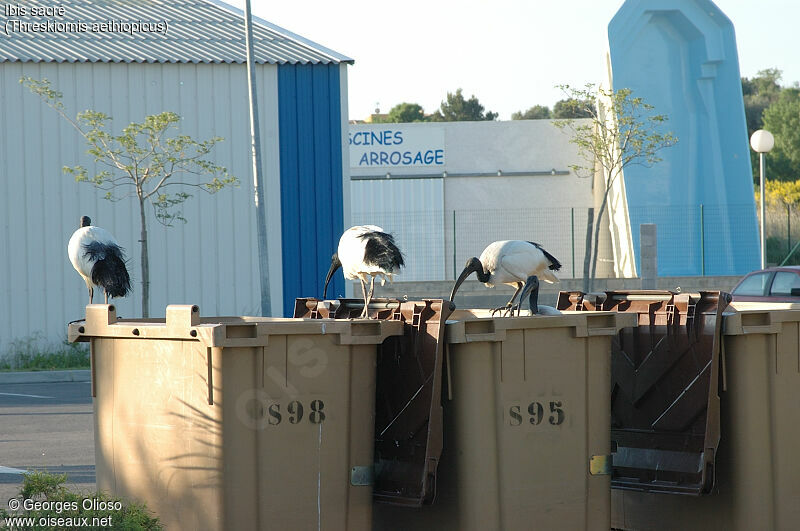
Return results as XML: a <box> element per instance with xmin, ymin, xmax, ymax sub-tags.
<box><xmin>0</xmin><ymin>335</ymin><xmax>89</xmax><ymax>371</ymax></box>
<box><xmin>0</xmin><ymin>470</ymin><xmax>162</xmax><ymax>530</ymax></box>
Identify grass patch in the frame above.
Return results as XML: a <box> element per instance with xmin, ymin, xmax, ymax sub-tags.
<box><xmin>0</xmin><ymin>334</ymin><xmax>89</xmax><ymax>372</ymax></box>
<box><xmin>1</xmin><ymin>470</ymin><xmax>162</xmax><ymax>530</ymax></box>
<box><xmin>768</xmin><ymin>235</ymin><xmax>800</xmax><ymax>266</ymax></box>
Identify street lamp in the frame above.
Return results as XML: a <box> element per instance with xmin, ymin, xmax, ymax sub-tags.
<box><xmin>751</xmin><ymin>129</ymin><xmax>775</xmax><ymax>269</ymax></box>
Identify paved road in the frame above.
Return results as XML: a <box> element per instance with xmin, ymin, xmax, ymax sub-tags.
<box><xmin>0</xmin><ymin>381</ymin><xmax>94</xmax><ymax>507</ymax></box>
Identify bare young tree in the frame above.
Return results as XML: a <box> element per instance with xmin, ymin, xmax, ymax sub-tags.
<box><xmin>23</xmin><ymin>77</ymin><xmax>238</xmax><ymax>316</ymax></box>
<box><xmin>554</xmin><ymin>83</ymin><xmax>677</xmax><ymax>289</ymax></box>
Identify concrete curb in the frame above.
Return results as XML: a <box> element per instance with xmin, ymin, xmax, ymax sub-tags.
<box><xmin>0</xmin><ymin>369</ymin><xmax>91</xmax><ymax>384</ymax></box>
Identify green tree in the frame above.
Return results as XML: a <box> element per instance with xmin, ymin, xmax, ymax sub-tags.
<box><xmin>742</xmin><ymin>68</ymin><xmax>783</xmax><ymax>138</ymax></box>
<box><xmin>431</xmin><ymin>88</ymin><xmax>498</xmax><ymax>122</ymax></box>
<box><xmin>385</xmin><ymin>102</ymin><xmax>427</xmax><ymax>123</ymax></box>
<box><xmin>742</xmin><ymin>68</ymin><xmax>784</xmax><ymax>181</ymax></box>
<box><xmin>511</xmin><ymin>105</ymin><xmax>552</xmax><ymax>120</ymax></box>
<box><xmin>761</xmin><ymin>88</ymin><xmax>800</xmax><ymax>182</ymax></box>
<box><xmin>553</xmin><ymin>98</ymin><xmax>594</xmax><ymax>118</ymax></box>
<box><xmin>554</xmin><ymin>84</ymin><xmax>677</xmax><ymax>289</ymax></box>
<box><xmin>22</xmin><ymin>77</ymin><xmax>238</xmax><ymax>317</ymax></box>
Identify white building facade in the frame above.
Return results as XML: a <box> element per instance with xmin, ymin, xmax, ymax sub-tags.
<box><xmin>349</xmin><ymin>119</ymin><xmax>596</xmax><ymax>282</ymax></box>
<box><xmin>0</xmin><ymin>0</ymin><xmax>351</xmax><ymax>352</ymax></box>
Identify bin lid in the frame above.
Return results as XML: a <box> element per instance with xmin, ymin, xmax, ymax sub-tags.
<box><xmin>295</xmin><ymin>298</ymin><xmax>452</xmax><ymax>506</ymax></box>
<box><xmin>444</xmin><ymin>308</ymin><xmax>636</xmax><ymax>341</ymax></box>
<box><xmin>558</xmin><ymin>290</ymin><xmax>730</xmax><ymax>495</ymax></box>
<box><xmin>69</xmin><ymin>304</ymin><xmax>403</xmax><ymax>348</ymax></box>
<box><xmin>69</xmin><ymin>303</ymin><xmax>405</xmax><ymax>405</ymax></box>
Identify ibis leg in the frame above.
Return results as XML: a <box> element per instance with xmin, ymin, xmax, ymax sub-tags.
<box><xmin>364</xmin><ymin>277</ymin><xmax>377</xmax><ymax>318</ymax></box>
<box><xmin>367</xmin><ymin>276</ymin><xmax>375</xmax><ymax>301</ymax></box>
<box><xmin>491</xmin><ymin>282</ymin><xmax>524</xmax><ymax>317</ymax></box>
<box><xmin>359</xmin><ymin>278</ymin><xmax>369</xmax><ymax>318</ymax></box>
<box><xmin>518</xmin><ymin>276</ymin><xmax>540</xmax><ymax>315</ymax></box>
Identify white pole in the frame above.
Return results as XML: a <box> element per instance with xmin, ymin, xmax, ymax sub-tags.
<box><xmin>751</xmin><ymin>129</ymin><xmax>774</xmax><ymax>270</ymax></box>
<box><xmin>244</xmin><ymin>0</ymin><xmax>272</xmax><ymax>316</ymax></box>
<box><xmin>760</xmin><ymin>152</ymin><xmax>766</xmax><ymax>269</ymax></box>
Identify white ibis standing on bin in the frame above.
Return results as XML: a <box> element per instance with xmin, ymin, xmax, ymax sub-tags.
<box><xmin>68</xmin><ymin>215</ymin><xmax>132</xmax><ymax>304</ymax></box>
<box><xmin>323</xmin><ymin>225</ymin><xmax>405</xmax><ymax>318</ymax></box>
<box><xmin>450</xmin><ymin>240</ymin><xmax>561</xmax><ymax>316</ymax></box>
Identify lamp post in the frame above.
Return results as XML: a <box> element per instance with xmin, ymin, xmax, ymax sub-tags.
<box><xmin>243</xmin><ymin>0</ymin><xmax>271</xmax><ymax>316</ymax></box>
<box><xmin>751</xmin><ymin>129</ymin><xmax>775</xmax><ymax>269</ymax></box>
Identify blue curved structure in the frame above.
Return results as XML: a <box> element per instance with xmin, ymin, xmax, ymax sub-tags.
<box><xmin>609</xmin><ymin>0</ymin><xmax>759</xmax><ymax>276</ymax></box>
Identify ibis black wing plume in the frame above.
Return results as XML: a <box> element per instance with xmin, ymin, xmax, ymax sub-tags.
<box><xmin>83</xmin><ymin>241</ymin><xmax>131</xmax><ymax>298</ymax></box>
<box><xmin>360</xmin><ymin>231</ymin><xmax>404</xmax><ymax>272</ymax></box>
<box><xmin>528</xmin><ymin>241</ymin><xmax>562</xmax><ymax>271</ymax></box>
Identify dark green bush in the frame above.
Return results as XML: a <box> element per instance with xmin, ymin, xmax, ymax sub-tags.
<box><xmin>0</xmin><ymin>470</ymin><xmax>161</xmax><ymax>530</ymax></box>
<box><xmin>767</xmin><ymin>235</ymin><xmax>800</xmax><ymax>266</ymax></box>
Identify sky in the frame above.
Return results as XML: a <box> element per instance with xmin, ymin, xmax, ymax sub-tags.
<box><xmin>235</xmin><ymin>0</ymin><xmax>800</xmax><ymax>121</ymax></box>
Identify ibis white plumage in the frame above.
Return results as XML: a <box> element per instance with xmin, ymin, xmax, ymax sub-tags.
<box><xmin>323</xmin><ymin>225</ymin><xmax>405</xmax><ymax>318</ymax></box>
<box><xmin>68</xmin><ymin>215</ymin><xmax>131</xmax><ymax>304</ymax></box>
<box><xmin>450</xmin><ymin>240</ymin><xmax>561</xmax><ymax>315</ymax></box>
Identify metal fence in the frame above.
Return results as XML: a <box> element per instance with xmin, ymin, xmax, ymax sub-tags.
<box><xmin>353</xmin><ymin>203</ymin><xmax>771</xmax><ymax>282</ymax></box>
<box><xmin>762</xmin><ymin>202</ymin><xmax>800</xmax><ymax>265</ymax></box>
<box><xmin>352</xmin><ymin>207</ymin><xmax>590</xmax><ymax>281</ymax></box>
<box><xmin>628</xmin><ymin>203</ymin><xmax>760</xmax><ymax>276</ymax></box>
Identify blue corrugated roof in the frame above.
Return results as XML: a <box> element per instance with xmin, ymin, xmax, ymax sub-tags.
<box><xmin>0</xmin><ymin>0</ymin><xmax>353</xmax><ymax>64</ymax></box>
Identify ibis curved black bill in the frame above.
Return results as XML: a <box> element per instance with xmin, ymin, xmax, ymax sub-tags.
<box><xmin>449</xmin><ymin>257</ymin><xmax>483</xmax><ymax>306</ymax></box>
<box><xmin>322</xmin><ymin>253</ymin><xmax>342</xmax><ymax>300</ymax></box>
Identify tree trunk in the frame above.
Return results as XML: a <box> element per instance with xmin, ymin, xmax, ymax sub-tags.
<box><xmin>583</xmin><ymin>208</ymin><xmax>594</xmax><ymax>292</ymax></box>
<box><xmin>138</xmin><ymin>197</ymin><xmax>150</xmax><ymax>318</ymax></box>
<box><xmin>589</xmin><ymin>192</ymin><xmax>611</xmax><ymax>286</ymax></box>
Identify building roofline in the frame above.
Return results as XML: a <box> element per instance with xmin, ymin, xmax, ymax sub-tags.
<box><xmin>0</xmin><ymin>0</ymin><xmax>354</xmax><ymax>65</ymax></box>
<box><xmin>204</xmin><ymin>0</ymin><xmax>354</xmax><ymax>64</ymax></box>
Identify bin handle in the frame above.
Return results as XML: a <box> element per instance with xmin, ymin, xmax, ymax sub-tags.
<box><xmin>720</xmin><ymin>337</ymin><xmax>727</xmax><ymax>392</ymax></box>
<box><xmin>206</xmin><ymin>347</ymin><xmax>220</xmax><ymax>405</ymax></box>
<box><xmin>445</xmin><ymin>344</ymin><xmax>453</xmax><ymax>401</ymax></box>
<box><xmin>90</xmin><ymin>339</ymin><xmax>96</xmax><ymax>398</ymax></box>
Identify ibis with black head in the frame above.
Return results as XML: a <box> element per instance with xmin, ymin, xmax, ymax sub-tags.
<box><xmin>68</xmin><ymin>215</ymin><xmax>132</xmax><ymax>304</ymax></box>
<box><xmin>450</xmin><ymin>240</ymin><xmax>561</xmax><ymax>315</ymax></box>
<box><xmin>323</xmin><ymin>225</ymin><xmax>405</xmax><ymax>318</ymax></box>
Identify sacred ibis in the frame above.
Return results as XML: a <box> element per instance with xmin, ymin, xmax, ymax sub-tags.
<box><xmin>449</xmin><ymin>240</ymin><xmax>561</xmax><ymax>316</ymax></box>
<box><xmin>323</xmin><ymin>225</ymin><xmax>405</xmax><ymax>318</ymax></box>
<box><xmin>68</xmin><ymin>215</ymin><xmax>131</xmax><ymax>304</ymax></box>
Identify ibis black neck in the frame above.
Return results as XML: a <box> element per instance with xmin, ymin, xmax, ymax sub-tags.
<box><xmin>474</xmin><ymin>266</ymin><xmax>490</xmax><ymax>283</ymax></box>
<box><xmin>449</xmin><ymin>257</ymin><xmax>488</xmax><ymax>304</ymax></box>
<box><xmin>323</xmin><ymin>253</ymin><xmax>342</xmax><ymax>299</ymax></box>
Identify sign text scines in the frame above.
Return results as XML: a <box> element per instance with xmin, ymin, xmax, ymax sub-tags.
<box><xmin>507</xmin><ymin>400</ymin><xmax>565</xmax><ymax>426</ymax></box>
<box><xmin>349</xmin><ymin>127</ymin><xmax>446</xmax><ymax>168</ymax></box>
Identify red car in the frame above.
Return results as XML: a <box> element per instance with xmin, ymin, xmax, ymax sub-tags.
<box><xmin>730</xmin><ymin>266</ymin><xmax>800</xmax><ymax>302</ymax></box>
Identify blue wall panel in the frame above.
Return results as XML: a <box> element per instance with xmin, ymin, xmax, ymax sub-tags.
<box><xmin>278</xmin><ymin>64</ymin><xmax>344</xmax><ymax>315</ymax></box>
<box><xmin>609</xmin><ymin>0</ymin><xmax>760</xmax><ymax>276</ymax></box>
